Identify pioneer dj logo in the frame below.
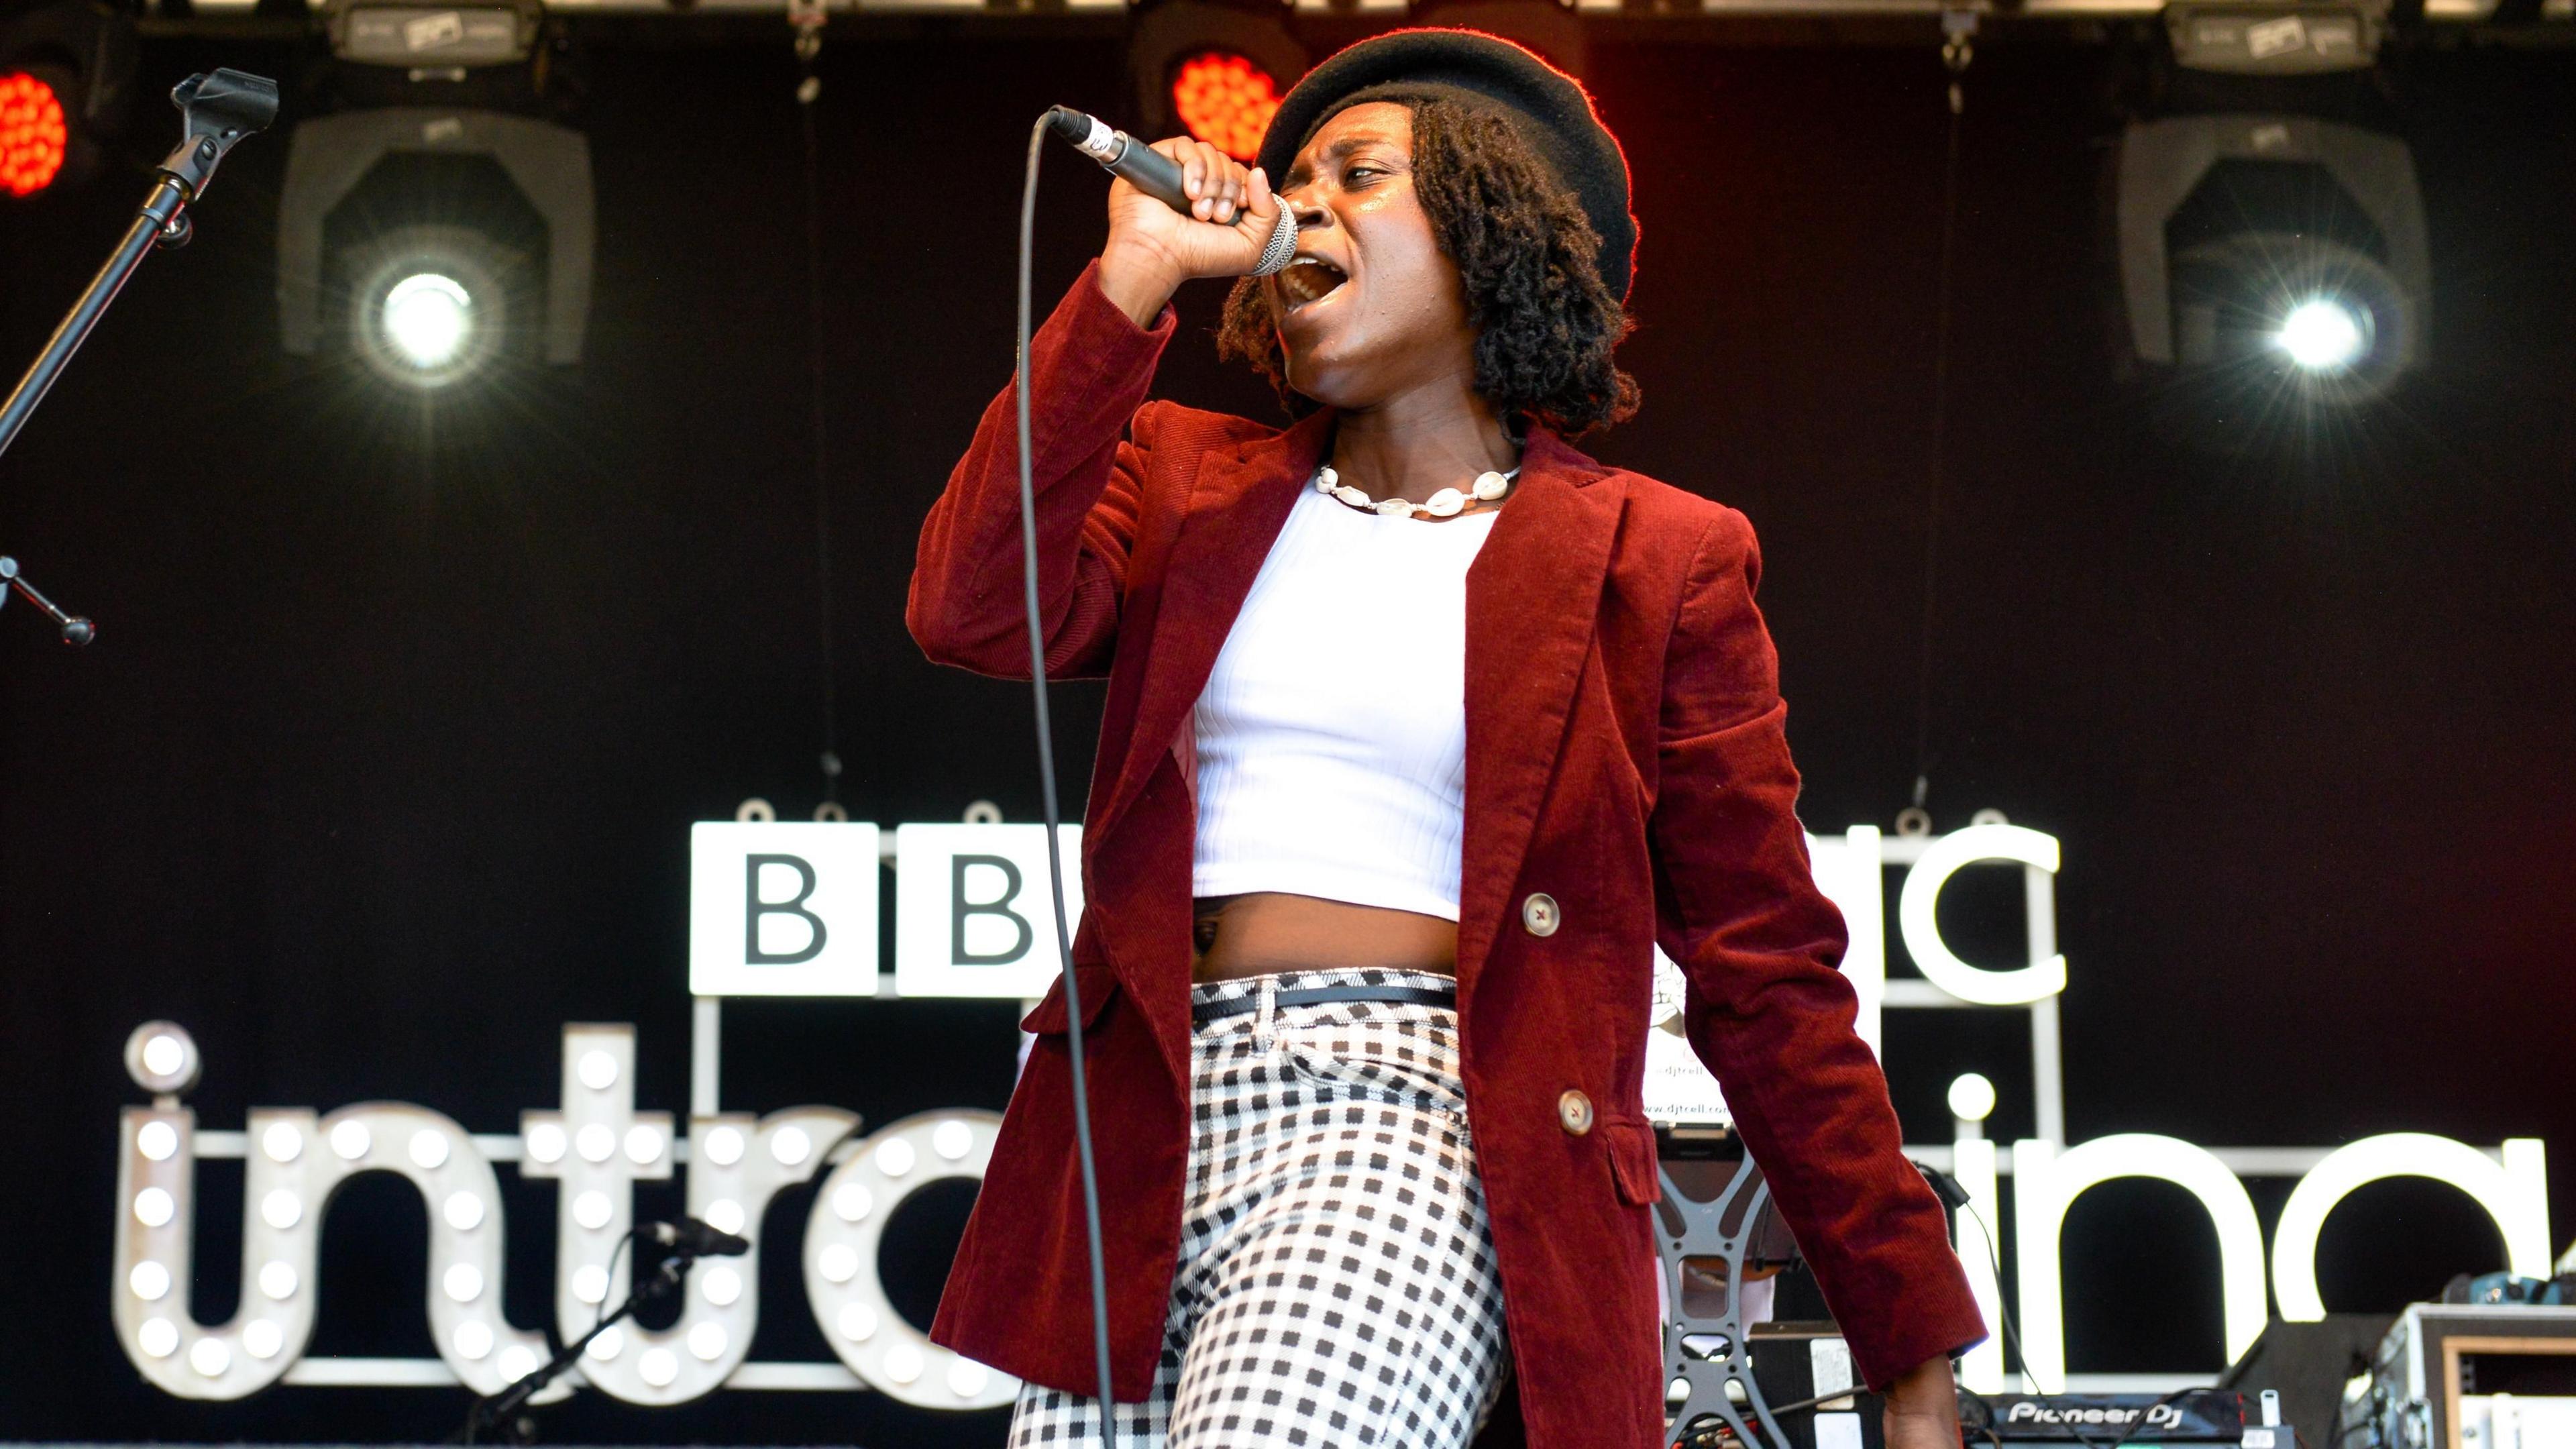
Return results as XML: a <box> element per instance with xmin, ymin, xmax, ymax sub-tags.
<box><xmin>2003</xmin><ymin>1400</ymin><xmax>2183</xmax><ymax>1428</ymax></box>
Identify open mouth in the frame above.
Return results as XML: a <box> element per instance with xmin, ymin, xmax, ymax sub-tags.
<box><xmin>1277</xmin><ymin>256</ymin><xmax>1348</xmax><ymax>311</ymax></box>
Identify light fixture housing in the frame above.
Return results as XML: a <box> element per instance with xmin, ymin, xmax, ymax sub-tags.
<box><xmin>2115</xmin><ymin>113</ymin><xmax>2428</xmax><ymax>406</ymax></box>
<box><xmin>323</xmin><ymin>0</ymin><xmax>543</xmax><ymax>70</ymax></box>
<box><xmin>277</xmin><ymin>107</ymin><xmax>594</xmax><ymax>386</ymax></box>
<box><xmin>2165</xmin><ymin>1</ymin><xmax>2384</xmax><ymax>74</ymax></box>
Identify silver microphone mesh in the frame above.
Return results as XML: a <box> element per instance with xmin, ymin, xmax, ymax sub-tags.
<box><xmin>1251</xmin><ymin>209</ymin><xmax>1298</xmax><ymax>278</ymax></box>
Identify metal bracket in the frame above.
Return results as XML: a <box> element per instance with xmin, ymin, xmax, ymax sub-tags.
<box><xmin>1660</xmin><ymin>1152</ymin><xmax>1795</xmax><ymax>1449</ymax></box>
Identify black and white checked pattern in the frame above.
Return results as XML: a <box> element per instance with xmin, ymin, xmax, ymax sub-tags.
<box><xmin>1009</xmin><ymin>968</ymin><xmax>1511</xmax><ymax>1449</ymax></box>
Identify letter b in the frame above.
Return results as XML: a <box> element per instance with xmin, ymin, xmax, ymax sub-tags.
<box><xmin>951</xmin><ymin>855</ymin><xmax>1033</xmax><ymax>965</ymax></box>
<box><xmin>745</xmin><ymin>855</ymin><xmax>827</xmax><ymax>965</ymax></box>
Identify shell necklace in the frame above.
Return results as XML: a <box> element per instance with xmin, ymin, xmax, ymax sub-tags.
<box><xmin>1313</xmin><ymin>462</ymin><xmax>1520</xmax><ymax>521</ymax></box>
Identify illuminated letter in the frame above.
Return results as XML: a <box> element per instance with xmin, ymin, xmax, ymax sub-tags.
<box><xmin>950</xmin><ymin>855</ymin><xmax>1034</xmax><ymax>965</ymax></box>
<box><xmin>113</xmin><ymin>1077</ymin><xmax>551</xmax><ymax>1399</ymax></box>
<box><xmin>745</xmin><ymin>855</ymin><xmax>828</xmax><ymax>965</ymax></box>
<box><xmin>1898</xmin><ymin>826</ymin><xmax>2067</xmax><ymax>1006</ymax></box>
<box><xmin>2271</xmin><ymin>1134</ymin><xmax>2552</xmax><ymax>1321</ymax></box>
<box><xmin>2012</xmin><ymin>1136</ymin><xmax>2267</xmax><ymax>1388</ymax></box>
<box><xmin>805</xmin><ymin>1110</ymin><xmax>1015</xmax><ymax>1409</ymax></box>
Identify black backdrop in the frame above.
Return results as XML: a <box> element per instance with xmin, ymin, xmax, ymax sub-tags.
<box><xmin>1</xmin><ymin>28</ymin><xmax>2570</xmax><ymax>1446</ymax></box>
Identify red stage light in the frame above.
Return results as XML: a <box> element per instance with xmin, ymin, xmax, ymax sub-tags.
<box><xmin>0</xmin><ymin>71</ymin><xmax>69</xmax><ymax>198</ymax></box>
<box><xmin>1170</xmin><ymin>51</ymin><xmax>1281</xmax><ymax>164</ymax></box>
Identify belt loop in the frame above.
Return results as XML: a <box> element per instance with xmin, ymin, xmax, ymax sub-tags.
<box><xmin>1255</xmin><ymin>977</ymin><xmax>1277</xmax><ymax>1048</ymax></box>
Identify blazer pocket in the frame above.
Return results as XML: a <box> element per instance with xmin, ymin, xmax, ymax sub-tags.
<box><xmin>1603</xmin><ymin>1117</ymin><xmax>1664</xmax><ymax>1207</ymax></box>
<box><xmin>1018</xmin><ymin>966</ymin><xmax>1120</xmax><ymax>1036</ymax></box>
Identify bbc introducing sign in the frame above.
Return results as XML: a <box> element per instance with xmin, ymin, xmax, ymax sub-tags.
<box><xmin>107</xmin><ymin>820</ymin><xmax>2564</xmax><ymax>1416</ymax></box>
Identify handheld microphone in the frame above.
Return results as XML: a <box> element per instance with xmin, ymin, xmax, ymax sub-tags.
<box><xmin>645</xmin><ymin>1216</ymin><xmax>751</xmax><ymax>1258</ymax></box>
<box><xmin>1043</xmin><ymin>106</ymin><xmax>1298</xmax><ymax>278</ymax></box>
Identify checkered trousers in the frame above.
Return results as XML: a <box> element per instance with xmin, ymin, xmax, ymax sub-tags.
<box><xmin>1008</xmin><ymin>967</ymin><xmax>1513</xmax><ymax>1449</ymax></box>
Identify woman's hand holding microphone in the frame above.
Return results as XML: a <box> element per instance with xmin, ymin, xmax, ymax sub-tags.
<box><xmin>1097</xmin><ymin>138</ymin><xmax>1285</xmax><ymax>329</ymax></box>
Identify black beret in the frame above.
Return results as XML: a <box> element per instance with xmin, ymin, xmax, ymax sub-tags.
<box><xmin>1255</xmin><ymin>28</ymin><xmax>1637</xmax><ymax>302</ymax></box>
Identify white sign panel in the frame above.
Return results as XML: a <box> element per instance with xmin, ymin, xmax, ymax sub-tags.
<box><xmin>1642</xmin><ymin>829</ymin><xmax>1890</xmax><ymax>1124</ymax></box>
<box><xmin>688</xmin><ymin>822</ymin><xmax>882</xmax><ymax>996</ymax></box>
<box><xmin>893</xmin><ymin>823</ymin><xmax>1084</xmax><ymax>999</ymax></box>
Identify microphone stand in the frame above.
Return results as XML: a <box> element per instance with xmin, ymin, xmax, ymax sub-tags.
<box><xmin>0</xmin><ymin>556</ymin><xmax>95</xmax><ymax>645</ymax></box>
<box><xmin>0</xmin><ymin>69</ymin><xmax>277</xmax><ymax>462</ymax></box>
<box><xmin>460</xmin><ymin>1246</ymin><xmax>703</xmax><ymax>1446</ymax></box>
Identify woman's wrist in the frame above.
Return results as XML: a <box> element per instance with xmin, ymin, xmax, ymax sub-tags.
<box><xmin>1882</xmin><ymin>1352</ymin><xmax>1961</xmax><ymax>1448</ymax></box>
<box><xmin>1095</xmin><ymin>244</ymin><xmax>1183</xmax><ymax>329</ymax></box>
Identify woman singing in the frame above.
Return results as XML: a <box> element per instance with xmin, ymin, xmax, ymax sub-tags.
<box><xmin>908</xmin><ymin>30</ymin><xmax>1984</xmax><ymax>1449</ymax></box>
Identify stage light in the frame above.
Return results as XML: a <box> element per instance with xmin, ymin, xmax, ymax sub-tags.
<box><xmin>2116</xmin><ymin>114</ymin><xmax>2427</xmax><ymax>409</ymax></box>
<box><xmin>278</xmin><ymin>111</ymin><xmax>594</xmax><ymax>390</ymax></box>
<box><xmin>1129</xmin><ymin>3</ymin><xmax>1303</xmax><ymax>157</ymax></box>
<box><xmin>0</xmin><ymin>71</ymin><xmax>67</xmax><ymax>197</ymax></box>
<box><xmin>382</xmin><ymin>274</ymin><xmax>472</xmax><ymax>366</ymax></box>
<box><xmin>1170</xmin><ymin>51</ymin><xmax>1280</xmax><ymax>162</ymax></box>
<box><xmin>0</xmin><ymin>2</ymin><xmax>138</xmax><ymax>199</ymax></box>
<box><xmin>2276</xmin><ymin>297</ymin><xmax>2366</xmax><ymax>371</ymax></box>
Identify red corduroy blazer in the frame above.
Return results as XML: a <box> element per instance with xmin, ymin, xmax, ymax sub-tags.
<box><xmin>908</xmin><ymin>264</ymin><xmax>1986</xmax><ymax>1448</ymax></box>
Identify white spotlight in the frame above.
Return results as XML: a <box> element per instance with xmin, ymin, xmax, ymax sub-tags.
<box><xmin>2276</xmin><ymin>298</ymin><xmax>2368</xmax><ymax>372</ymax></box>
<box><xmin>381</xmin><ymin>274</ymin><xmax>472</xmax><ymax>368</ymax></box>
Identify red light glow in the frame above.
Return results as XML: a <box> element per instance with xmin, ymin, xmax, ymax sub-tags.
<box><xmin>0</xmin><ymin>72</ymin><xmax>68</xmax><ymax>198</ymax></box>
<box><xmin>1171</xmin><ymin>51</ymin><xmax>1281</xmax><ymax>164</ymax></box>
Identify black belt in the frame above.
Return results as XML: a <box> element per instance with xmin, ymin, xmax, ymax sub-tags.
<box><xmin>1191</xmin><ymin>983</ymin><xmax>1457</xmax><ymax>1026</ymax></box>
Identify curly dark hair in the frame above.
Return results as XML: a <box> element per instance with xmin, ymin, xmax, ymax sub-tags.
<box><xmin>1216</xmin><ymin>94</ymin><xmax>1640</xmax><ymax>437</ymax></box>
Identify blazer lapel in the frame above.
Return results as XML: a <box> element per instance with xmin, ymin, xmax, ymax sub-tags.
<box><xmin>1094</xmin><ymin>410</ymin><xmax>1332</xmax><ymax>841</ymax></box>
<box><xmin>1458</xmin><ymin>429</ymin><xmax>1626</xmax><ymax>994</ymax></box>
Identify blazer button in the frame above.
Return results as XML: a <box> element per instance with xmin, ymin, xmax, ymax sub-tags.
<box><xmin>1521</xmin><ymin>892</ymin><xmax>1560</xmax><ymax>937</ymax></box>
<box><xmin>1558</xmin><ymin>1089</ymin><xmax>1594</xmax><ymax>1136</ymax></box>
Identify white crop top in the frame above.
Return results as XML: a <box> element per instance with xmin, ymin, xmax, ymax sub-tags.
<box><xmin>1191</xmin><ymin>484</ymin><xmax>1501</xmax><ymax>921</ymax></box>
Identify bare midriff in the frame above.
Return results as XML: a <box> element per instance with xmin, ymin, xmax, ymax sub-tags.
<box><xmin>1190</xmin><ymin>892</ymin><xmax>1458</xmax><ymax>983</ymax></box>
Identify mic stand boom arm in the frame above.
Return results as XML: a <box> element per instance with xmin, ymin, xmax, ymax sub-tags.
<box><xmin>0</xmin><ymin>68</ymin><xmax>277</xmax><ymax>463</ymax></box>
<box><xmin>461</xmin><ymin>1246</ymin><xmax>701</xmax><ymax>1446</ymax></box>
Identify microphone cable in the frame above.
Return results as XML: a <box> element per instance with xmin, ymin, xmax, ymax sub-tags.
<box><xmin>1014</xmin><ymin>111</ymin><xmax>1118</xmax><ymax>1415</ymax></box>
